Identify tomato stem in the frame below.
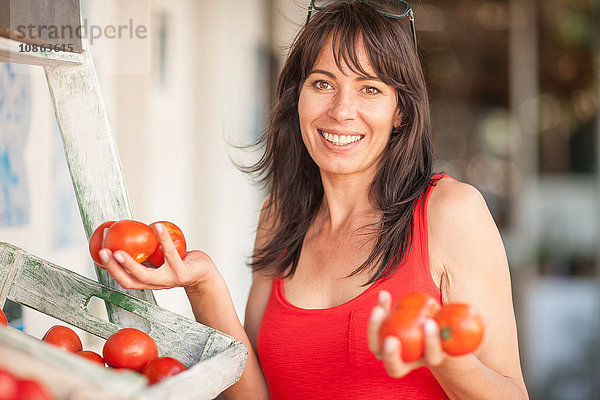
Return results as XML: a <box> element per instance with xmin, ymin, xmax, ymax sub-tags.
<box><xmin>440</xmin><ymin>327</ymin><xmax>452</xmax><ymax>341</ymax></box>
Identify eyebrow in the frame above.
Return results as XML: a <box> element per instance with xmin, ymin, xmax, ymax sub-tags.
<box><xmin>308</xmin><ymin>69</ymin><xmax>382</xmax><ymax>83</ymax></box>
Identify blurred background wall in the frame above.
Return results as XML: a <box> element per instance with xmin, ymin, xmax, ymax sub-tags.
<box><xmin>0</xmin><ymin>0</ymin><xmax>599</xmax><ymax>399</ymax></box>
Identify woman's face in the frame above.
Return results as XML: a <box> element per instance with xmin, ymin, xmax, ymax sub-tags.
<box><xmin>298</xmin><ymin>36</ymin><xmax>401</xmax><ymax>180</ymax></box>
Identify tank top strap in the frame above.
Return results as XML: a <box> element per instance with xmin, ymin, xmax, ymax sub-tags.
<box><xmin>414</xmin><ymin>173</ymin><xmax>454</xmax><ymax>264</ymax></box>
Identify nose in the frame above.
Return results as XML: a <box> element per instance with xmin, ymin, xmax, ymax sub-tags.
<box><xmin>327</xmin><ymin>89</ymin><xmax>357</xmax><ymax>121</ymax></box>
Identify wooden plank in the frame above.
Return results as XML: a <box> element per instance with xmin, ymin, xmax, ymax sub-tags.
<box><xmin>139</xmin><ymin>342</ymin><xmax>248</xmax><ymax>400</ymax></box>
<box><xmin>42</xmin><ymin>39</ymin><xmax>157</xmax><ymax>327</ymax></box>
<box><xmin>0</xmin><ymin>36</ymin><xmax>84</xmax><ymax>66</ymax></box>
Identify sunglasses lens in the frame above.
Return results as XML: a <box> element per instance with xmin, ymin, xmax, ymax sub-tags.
<box><xmin>368</xmin><ymin>0</ymin><xmax>410</xmax><ymax>16</ymax></box>
<box><xmin>313</xmin><ymin>0</ymin><xmax>330</xmax><ymax>10</ymax></box>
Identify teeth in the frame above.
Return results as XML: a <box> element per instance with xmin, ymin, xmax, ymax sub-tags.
<box><xmin>320</xmin><ymin>130</ymin><xmax>363</xmax><ymax>146</ymax></box>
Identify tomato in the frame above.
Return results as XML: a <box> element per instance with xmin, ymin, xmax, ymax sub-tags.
<box><xmin>42</xmin><ymin>326</ymin><xmax>82</xmax><ymax>353</ymax></box>
<box><xmin>89</xmin><ymin>220</ymin><xmax>116</xmax><ymax>267</ymax></box>
<box><xmin>15</xmin><ymin>380</ymin><xmax>53</xmax><ymax>400</ymax></box>
<box><xmin>435</xmin><ymin>303</ymin><xmax>485</xmax><ymax>356</ymax></box>
<box><xmin>146</xmin><ymin>221</ymin><xmax>187</xmax><ymax>267</ymax></box>
<box><xmin>142</xmin><ymin>357</ymin><xmax>187</xmax><ymax>385</ymax></box>
<box><xmin>103</xmin><ymin>220</ymin><xmax>159</xmax><ymax>264</ymax></box>
<box><xmin>0</xmin><ymin>369</ymin><xmax>18</xmax><ymax>400</ymax></box>
<box><xmin>377</xmin><ymin>292</ymin><xmax>441</xmax><ymax>362</ymax></box>
<box><xmin>379</xmin><ymin>309</ymin><xmax>427</xmax><ymax>362</ymax></box>
<box><xmin>77</xmin><ymin>350</ymin><xmax>105</xmax><ymax>366</ymax></box>
<box><xmin>393</xmin><ymin>292</ymin><xmax>441</xmax><ymax>317</ymax></box>
<box><xmin>103</xmin><ymin>328</ymin><xmax>158</xmax><ymax>372</ymax></box>
<box><xmin>0</xmin><ymin>309</ymin><xmax>7</xmax><ymax>326</ymax></box>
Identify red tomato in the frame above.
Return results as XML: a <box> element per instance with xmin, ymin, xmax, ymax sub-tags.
<box><xmin>103</xmin><ymin>328</ymin><xmax>158</xmax><ymax>372</ymax></box>
<box><xmin>146</xmin><ymin>221</ymin><xmax>187</xmax><ymax>267</ymax></box>
<box><xmin>435</xmin><ymin>303</ymin><xmax>485</xmax><ymax>356</ymax></box>
<box><xmin>103</xmin><ymin>220</ymin><xmax>159</xmax><ymax>264</ymax></box>
<box><xmin>142</xmin><ymin>357</ymin><xmax>187</xmax><ymax>385</ymax></box>
<box><xmin>42</xmin><ymin>326</ymin><xmax>82</xmax><ymax>353</ymax></box>
<box><xmin>393</xmin><ymin>292</ymin><xmax>441</xmax><ymax>317</ymax></box>
<box><xmin>15</xmin><ymin>380</ymin><xmax>53</xmax><ymax>400</ymax></box>
<box><xmin>379</xmin><ymin>309</ymin><xmax>426</xmax><ymax>362</ymax></box>
<box><xmin>89</xmin><ymin>220</ymin><xmax>116</xmax><ymax>267</ymax></box>
<box><xmin>0</xmin><ymin>309</ymin><xmax>7</xmax><ymax>326</ymax></box>
<box><xmin>77</xmin><ymin>350</ymin><xmax>105</xmax><ymax>366</ymax></box>
<box><xmin>0</xmin><ymin>369</ymin><xmax>18</xmax><ymax>400</ymax></box>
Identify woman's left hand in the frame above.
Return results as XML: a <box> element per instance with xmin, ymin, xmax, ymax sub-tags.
<box><xmin>367</xmin><ymin>290</ymin><xmax>446</xmax><ymax>378</ymax></box>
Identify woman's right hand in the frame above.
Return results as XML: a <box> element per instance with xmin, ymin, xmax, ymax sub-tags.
<box><xmin>99</xmin><ymin>222</ymin><xmax>217</xmax><ymax>291</ymax></box>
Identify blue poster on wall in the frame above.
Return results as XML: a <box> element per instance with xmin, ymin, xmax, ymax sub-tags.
<box><xmin>0</xmin><ymin>64</ymin><xmax>31</xmax><ymax>226</ymax></box>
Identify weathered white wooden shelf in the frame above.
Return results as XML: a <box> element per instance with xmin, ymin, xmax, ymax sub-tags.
<box><xmin>0</xmin><ymin>36</ymin><xmax>84</xmax><ymax>66</ymax></box>
<box><xmin>0</xmin><ymin>242</ymin><xmax>247</xmax><ymax>400</ymax></box>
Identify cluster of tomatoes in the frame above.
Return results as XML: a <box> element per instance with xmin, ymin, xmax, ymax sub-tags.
<box><xmin>40</xmin><ymin>324</ymin><xmax>186</xmax><ymax>385</ymax></box>
<box><xmin>89</xmin><ymin>220</ymin><xmax>187</xmax><ymax>268</ymax></box>
<box><xmin>379</xmin><ymin>292</ymin><xmax>485</xmax><ymax>362</ymax></box>
<box><xmin>1</xmin><ymin>311</ymin><xmax>187</xmax><ymax>392</ymax></box>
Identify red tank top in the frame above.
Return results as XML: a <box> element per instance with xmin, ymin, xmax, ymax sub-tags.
<box><xmin>257</xmin><ymin>175</ymin><xmax>450</xmax><ymax>400</ymax></box>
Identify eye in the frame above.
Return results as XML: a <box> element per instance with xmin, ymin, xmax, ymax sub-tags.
<box><xmin>362</xmin><ymin>86</ymin><xmax>381</xmax><ymax>95</ymax></box>
<box><xmin>312</xmin><ymin>80</ymin><xmax>333</xmax><ymax>90</ymax></box>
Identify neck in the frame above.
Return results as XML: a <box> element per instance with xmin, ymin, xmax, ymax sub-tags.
<box><xmin>318</xmin><ymin>169</ymin><xmax>380</xmax><ymax>234</ymax></box>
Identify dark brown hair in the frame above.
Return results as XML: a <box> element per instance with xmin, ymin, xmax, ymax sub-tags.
<box><xmin>244</xmin><ymin>1</ymin><xmax>434</xmax><ymax>285</ymax></box>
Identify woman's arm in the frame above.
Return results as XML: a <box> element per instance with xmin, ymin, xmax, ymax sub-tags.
<box><xmin>184</xmin><ymin>266</ymin><xmax>269</xmax><ymax>400</ymax></box>
<box><xmin>427</xmin><ymin>179</ymin><xmax>528</xmax><ymax>400</ymax></box>
<box><xmin>368</xmin><ymin>179</ymin><xmax>529</xmax><ymax>400</ymax></box>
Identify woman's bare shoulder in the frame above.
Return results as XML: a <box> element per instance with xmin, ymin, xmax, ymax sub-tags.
<box><xmin>427</xmin><ymin>177</ymin><xmax>499</xmax><ymax>287</ymax></box>
<box><xmin>428</xmin><ymin>177</ymin><xmax>488</xmax><ymax>228</ymax></box>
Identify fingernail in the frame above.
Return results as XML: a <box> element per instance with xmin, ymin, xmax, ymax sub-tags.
<box><xmin>378</xmin><ymin>290</ymin><xmax>387</xmax><ymax>304</ymax></box>
<box><xmin>370</xmin><ymin>306</ymin><xmax>385</xmax><ymax>322</ymax></box>
<box><xmin>384</xmin><ymin>337</ymin><xmax>399</xmax><ymax>354</ymax></box>
<box><xmin>99</xmin><ymin>249</ymin><xmax>109</xmax><ymax>263</ymax></box>
<box><xmin>425</xmin><ymin>319</ymin><xmax>437</xmax><ymax>335</ymax></box>
<box><xmin>155</xmin><ymin>223</ymin><xmax>165</xmax><ymax>234</ymax></box>
<box><xmin>114</xmin><ymin>252</ymin><xmax>125</xmax><ymax>263</ymax></box>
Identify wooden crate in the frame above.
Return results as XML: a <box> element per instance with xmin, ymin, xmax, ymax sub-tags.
<box><xmin>0</xmin><ymin>242</ymin><xmax>247</xmax><ymax>400</ymax></box>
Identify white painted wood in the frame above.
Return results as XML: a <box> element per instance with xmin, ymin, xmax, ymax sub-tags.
<box><xmin>0</xmin><ymin>242</ymin><xmax>247</xmax><ymax>398</ymax></box>
<box><xmin>0</xmin><ymin>36</ymin><xmax>84</xmax><ymax>66</ymax></box>
<box><xmin>41</xmin><ymin>38</ymin><xmax>157</xmax><ymax>327</ymax></box>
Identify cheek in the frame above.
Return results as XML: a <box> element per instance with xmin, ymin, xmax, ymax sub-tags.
<box><xmin>297</xmin><ymin>91</ymin><xmax>315</xmax><ymax>150</ymax></box>
<box><xmin>298</xmin><ymin>88</ymin><xmax>329</xmax><ymax>124</ymax></box>
<box><xmin>297</xmin><ymin>90</ymin><xmax>313</xmax><ymax>125</ymax></box>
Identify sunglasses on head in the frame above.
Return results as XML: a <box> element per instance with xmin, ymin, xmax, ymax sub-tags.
<box><xmin>306</xmin><ymin>0</ymin><xmax>417</xmax><ymax>50</ymax></box>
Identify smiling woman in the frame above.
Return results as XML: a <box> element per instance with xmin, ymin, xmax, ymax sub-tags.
<box><xmin>100</xmin><ymin>1</ymin><xmax>529</xmax><ymax>399</ymax></box>
<box><xmin>247</xmin><ymin>0</ymin><xmax>432</xmax><ymax>287</ymax></box>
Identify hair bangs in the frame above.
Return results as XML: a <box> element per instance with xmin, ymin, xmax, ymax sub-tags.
<box><xmin>299</xmin><ymin>2</ymin><xmax>415</xmax><ymax>94</ymax></box>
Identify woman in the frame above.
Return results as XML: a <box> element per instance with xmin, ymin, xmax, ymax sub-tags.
<box><xmin>99</xmin><ymin>1</ymin><xmax>529</xmax><ymax>399</ymax></box>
